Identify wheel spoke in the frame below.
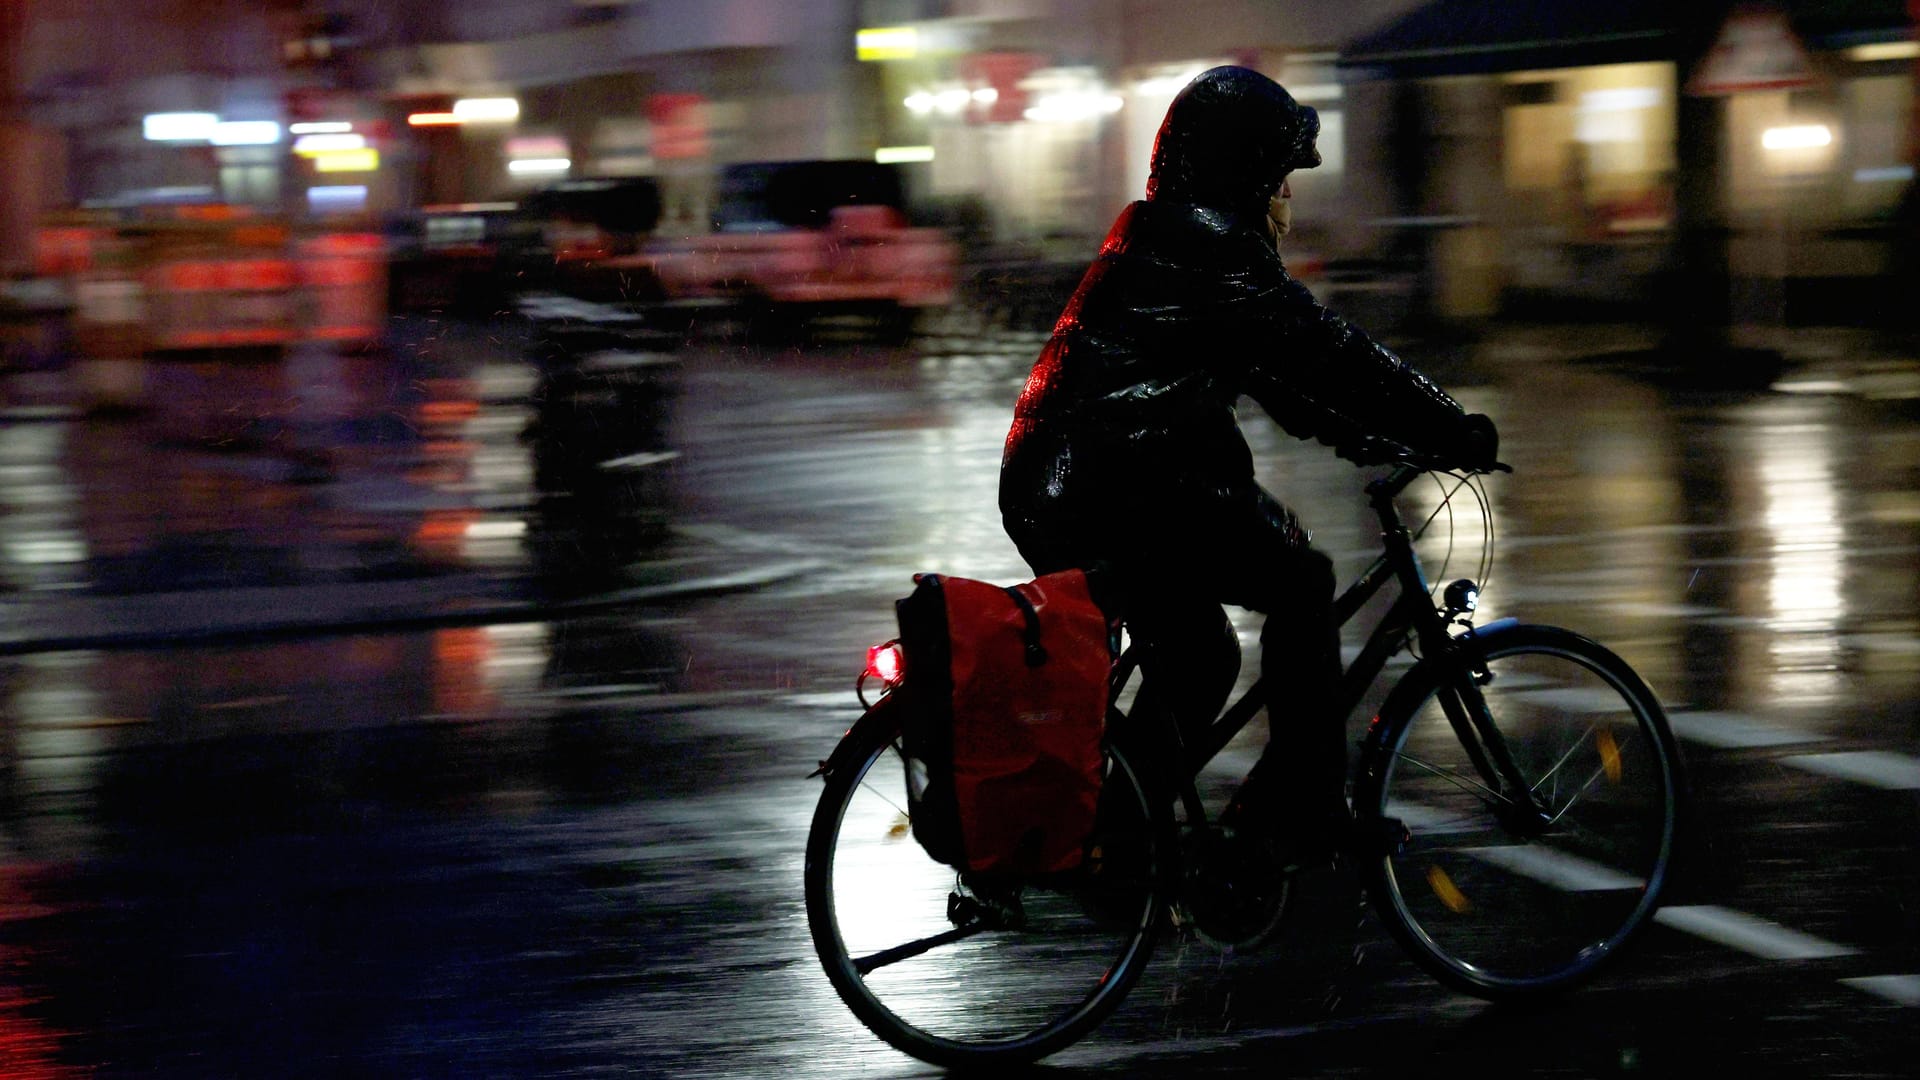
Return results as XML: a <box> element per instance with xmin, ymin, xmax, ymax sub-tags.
<box><xmin>1462</xmin><ymin>843</ymin><xmax>1646</xmax><ymax>892</ymax></box>
<box><xmin>852</xmin><ymin>745</ymin><xmax>912</xmax><ymax>821</ymax></box>
<box><xmin>1531</xmin><ymin>725</ymin><xmax>1640</xmax><ymax>823</ymax></box>
<box><xmin>1389</xmin><ymin>750</ymin><xmax>1519</xmax><ymax>808</ymax></box>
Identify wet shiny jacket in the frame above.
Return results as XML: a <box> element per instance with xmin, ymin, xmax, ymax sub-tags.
<box><xmin>1000</xmin><ymin>66</ymin><xmax>1472</xmax><ymax>566</ymax></box>
<box><xmin>998</xmin><ymin>199</ymin><xmax>1469</xmax><ymax>559</ymax></box>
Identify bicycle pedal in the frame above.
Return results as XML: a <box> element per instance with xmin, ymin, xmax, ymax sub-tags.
<box><xmin>950</xmin><ymin>885</ymin><xmax>1024</xmax><ymax>930</ymax></box>
<box><xmin>1346</xmin><ymin>816</ymin><xmax>1411</xmax><ymax>859</ymax></box>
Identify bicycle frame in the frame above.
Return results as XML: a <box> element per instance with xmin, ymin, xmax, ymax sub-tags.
<box><xmin>1109</xmin><ymin>463</ymin><xmax>1537</xmax><ymax>816</ymax></box>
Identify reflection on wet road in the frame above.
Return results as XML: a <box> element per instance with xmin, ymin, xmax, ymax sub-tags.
<box><xmin>0</xmin><ymin>315</ymin><xmax>1914</xmax><ymax>1075</ymax></box>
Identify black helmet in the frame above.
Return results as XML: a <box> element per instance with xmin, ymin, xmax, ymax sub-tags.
<box><xmin>1146</xmin><ymin>66</ymin><xmax>1321</xmax><ymax>216</ymax></box>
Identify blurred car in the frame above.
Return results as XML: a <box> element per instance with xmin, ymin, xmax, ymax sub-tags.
<box><xmin>385</xmin><ymin>202</ymin><xmax>542</xmax><ymax>315</ymax></box>
<box><xmin>518</xmin><ymin>177</ymin><xmax>666</xmax><ymax>304</ymax></box>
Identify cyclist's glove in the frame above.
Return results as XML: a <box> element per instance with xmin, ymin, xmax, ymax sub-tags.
<box><xmin>1454</xmin><ymin>413</ymin><xmax>1499</xmax><ymax>471</ymax></box>
<box><xmin>1334</xmin><ymin>414</ymin><xmax>1499</xmax><ymax>471</ymax></box>
<box><xmin>1334</xmin><ymin>435</ymin><xmax>1404</xmax><ymax>466</ymax></box>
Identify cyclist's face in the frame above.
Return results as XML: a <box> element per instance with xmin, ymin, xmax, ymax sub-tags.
<box><xmin>1266</xmin><ymin>177</ymin><xmax>1293</xmax><ymax>243</ymax></box>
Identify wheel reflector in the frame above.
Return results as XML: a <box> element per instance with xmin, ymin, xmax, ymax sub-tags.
<box><xmin>1597</xmin><ymin>727</ymin><xmax>1622</xmax><ymax>783</ymax></box>
<box><xmin>1428</xmin><ymin>865</ymin><xmax>1471</xmax><ymax>913</ymax></box>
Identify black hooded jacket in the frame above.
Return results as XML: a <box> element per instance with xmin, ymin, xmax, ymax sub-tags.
<box><xmin>999</xmin><ymin>67</ymin><xmax>1470</xmax><ymax>564</ymax></box>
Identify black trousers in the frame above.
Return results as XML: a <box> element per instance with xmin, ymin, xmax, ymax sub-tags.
<box><xmin>1011</xmin><ymin>485</ymin><xmax>1348</xmax><ymax>822</ymax></box>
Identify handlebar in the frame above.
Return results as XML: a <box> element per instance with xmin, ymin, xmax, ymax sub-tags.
<box><xmin>1361</xmin><ymin>452</ymin><xmax>1511</xmax><ymax>502</ymax></box>
<box><xmin>1339</xmin><ymin>411</ymin><xmax>1505</xmax><ymax>484</ymax></box>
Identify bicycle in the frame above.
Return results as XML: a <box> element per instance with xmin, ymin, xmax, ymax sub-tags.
<box><xmin>803</xmin><ymin>457</ymin><xmax>1688</xmax><ymax>1068</ymax></box>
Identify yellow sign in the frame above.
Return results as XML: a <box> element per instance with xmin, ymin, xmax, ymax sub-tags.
<box><xmin>313</xmin><ymin>148</ymin><xmax>380</xmax><ymax>173</ymax></box>
<box><xmin>857</xmin><ymin>27</ymin><xmax>916</xmax><ymax>62</ymax></box>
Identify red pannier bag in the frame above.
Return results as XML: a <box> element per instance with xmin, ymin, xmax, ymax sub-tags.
<box><xmin>893</xmin><ymin>569</ymin><xmax>1111</xmax><ymax>874</ymax></box>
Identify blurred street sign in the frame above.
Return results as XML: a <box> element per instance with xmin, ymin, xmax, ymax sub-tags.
<box><xmin>957</xmin><ymin>52</ymin><xmax>1044</xmax><ymax>124</ymax></box>
<box><xmin>646</xmin><ymin>94</ymin><xmax>708</xmax><ymax>160</ymax></box>
<box><xmin>1687</xmin><ymin>7</ymin><xmax>1815</xmax><ymax>95</ymax></box>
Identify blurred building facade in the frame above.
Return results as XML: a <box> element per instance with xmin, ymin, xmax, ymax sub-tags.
<box><xmin>1340</xmin><ymin>0</ymin><xmax>1920</xmax><ymax>322</ymax></box>
<box><xmin>6</xmin><ymin>0</ymin><xmax>1918</xmax><ymax>324</ymax></box>
<box><xmin>4</xmin><ymin>0</ymin><xmax>1432</xmax><ymax>244</ymax></box>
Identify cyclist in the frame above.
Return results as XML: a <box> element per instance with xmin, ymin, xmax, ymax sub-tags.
<box><xmin>998</xmin><ymin>65</ymin><xmax>1498</xmax><ymax>876</ymax></box>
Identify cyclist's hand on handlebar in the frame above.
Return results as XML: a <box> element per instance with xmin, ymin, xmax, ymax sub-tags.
<box><xmin>1335</xmin><ymin>417</ymin><xmax>1509</xmax><ymax>474</ymax></box>
<box><xmin>1455</xmin><ymin>412</ymin><xmax>1500</xmax><ymax>471</ymax></box>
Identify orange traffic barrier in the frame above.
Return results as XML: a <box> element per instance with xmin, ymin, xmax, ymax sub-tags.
<box><xmin>34</xmin><ymin>226</ymin><xmax>100</xmax><ymax>276</ymax></box>
<box><xmin>146</xmin><ymin>255</ymin><xmax>299</xmax><ymax>351</ymax></box>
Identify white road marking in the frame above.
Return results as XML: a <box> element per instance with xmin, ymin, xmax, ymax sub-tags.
<box><xmin>1841</xmin><ymin>974</ymin><xmax>1920</xmax><ymax>1007</ymax></box>
<box><xmin>1464</xmin><ymin>844</ymin><xmax>1645</xmax><ymax>892</ymax></box>
<box><xmin>1383</xmin><ymin>801</ymin><xmax>1472</xmax><ymax>833</ymax></box>
<box><xmin>1513</xmin><ymin>686</ymin><xmax>1635</xmax><ymax>713</ymax></box>
<box><xmin>1845</xmin><ymin>632</ymin><xmax>1920</xmax><ymax>656</ymax></box>
<box><xmin>1666</xmin><ymin>710</ymin><xmax>1823</xmax><ymax>749</ymax></box>
<box><xmin>1778</xmin><ymin>751</ymin><xmax>1920</xmax><ymax>791</ymax></box>
<box><xmin>1652</xmin><ymin>906</ymin><xmax>1859</xmax><ymax>961</ymax></box>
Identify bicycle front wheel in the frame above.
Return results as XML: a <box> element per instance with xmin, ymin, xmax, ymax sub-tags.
<box><xmin>804</xmin><ymin>704</ymin><xmax>1170</xmax><ymax>1068</ymax></box>
<box><xmin>1355</xmin><ymin>624</ymin><xmax>1685</xmax><ymax>998</ymax></box>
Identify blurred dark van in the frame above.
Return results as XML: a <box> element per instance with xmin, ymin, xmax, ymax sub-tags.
<box><xmin>711</xmin><ymin>159</ymin><xmax>905</xmax><ymax>232</ymax></box>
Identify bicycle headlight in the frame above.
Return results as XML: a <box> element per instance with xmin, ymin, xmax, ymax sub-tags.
<box><xmin>1443</xmin><ymin>579</ymin><xmax>1480</xmax><ymax>616</ymax></box>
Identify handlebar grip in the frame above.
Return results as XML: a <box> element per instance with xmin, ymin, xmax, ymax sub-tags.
<box><xmin>1339</xmin><ymin>437</ymin><xmax>1511</xmax><ymax>476</ymax></box>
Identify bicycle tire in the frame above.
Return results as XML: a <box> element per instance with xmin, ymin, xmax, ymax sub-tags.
<box><xmin>804</xmin><ymin>702</ymin><xmax>1171</xmax><ymax>1068</ymax></box>
<box><xmin>1353</xmin><ymin>623</ymin><xmax>1686</xmax><ymax>998</ymax></box>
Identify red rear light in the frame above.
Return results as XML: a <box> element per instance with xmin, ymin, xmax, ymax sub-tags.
<box><xmin>865</xmin><ymin>641</ymin><xmax>904</xmax><ymax>685</ymax></box>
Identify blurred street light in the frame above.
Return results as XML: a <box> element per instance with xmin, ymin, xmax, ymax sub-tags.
<box><xmin>142</xmin><ymin>112</ymin><xmax>220</xmax><ymax>142</ymax></box>
<box><xmin>1761</xmin><ymin>124</ymin><xmax>1832</xmax><ymax>150</ymax></box>
<box><xmin>293</xmin><ymin>133</ymin><xmax>366</xmax><ymax>155</ymax></box>
<box><xmin>211</xmin><ymin>121</ymin><xmax>282</xmax><ymax>146</ymax></box>
<box><xmin>452</xmin><ymin>98</ymin><xmax>520</xmax><ymax>123</ymax></box>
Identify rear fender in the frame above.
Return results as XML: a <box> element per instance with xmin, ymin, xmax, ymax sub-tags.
<box><xmin>811</xmin><ymin>693</ymin><xmax>902</xmax><ymax>780</ymax></box>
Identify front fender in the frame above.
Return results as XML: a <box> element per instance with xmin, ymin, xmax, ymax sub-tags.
<box><xmin>812</xmin><ymin>692</ymin><xmax>902</xmax><ymax>780</ymax></box>
<box><xmin>1356</xmin><ymin>617</ymin><xmax>1524</xmax><ymax>766</ymax></box>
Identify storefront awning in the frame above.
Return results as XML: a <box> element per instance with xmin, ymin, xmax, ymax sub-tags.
<box><xmin>1339</xmin><ymin>0</ymin><xmax>1683</xmax><ymax>78</ymax></box>
<box><xmin>1339</xmin><ymin>0</ymin><xmax>1912</xmax><ymax>79</ymax></box>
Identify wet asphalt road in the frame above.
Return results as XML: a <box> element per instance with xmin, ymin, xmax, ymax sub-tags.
<box><xmin>0</xmin><ymin>310</ymin><xmax>1916</xmax><ymax>1076</ymax></box>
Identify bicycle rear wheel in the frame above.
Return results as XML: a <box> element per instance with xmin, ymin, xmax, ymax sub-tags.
<box><xmin>804</xmin><ymin>705</ymin><xmax>1170</xmax><ymax>1068</ymax></box>
<box><xmin>1355</xmin><ymin>624</ymin><xmax>1685</xmax><ymax>998</ymax></box>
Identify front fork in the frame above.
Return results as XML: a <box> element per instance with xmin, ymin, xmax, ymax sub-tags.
<box><xmin>1430</xmin><ymin>625</ymin><xmax>1554</xmax><ymax>833</ymax></box>
<box><xmin>1383</xmin><ymin>501</ymin><xmax>1551</xmax><ymax>833</ymax></box>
